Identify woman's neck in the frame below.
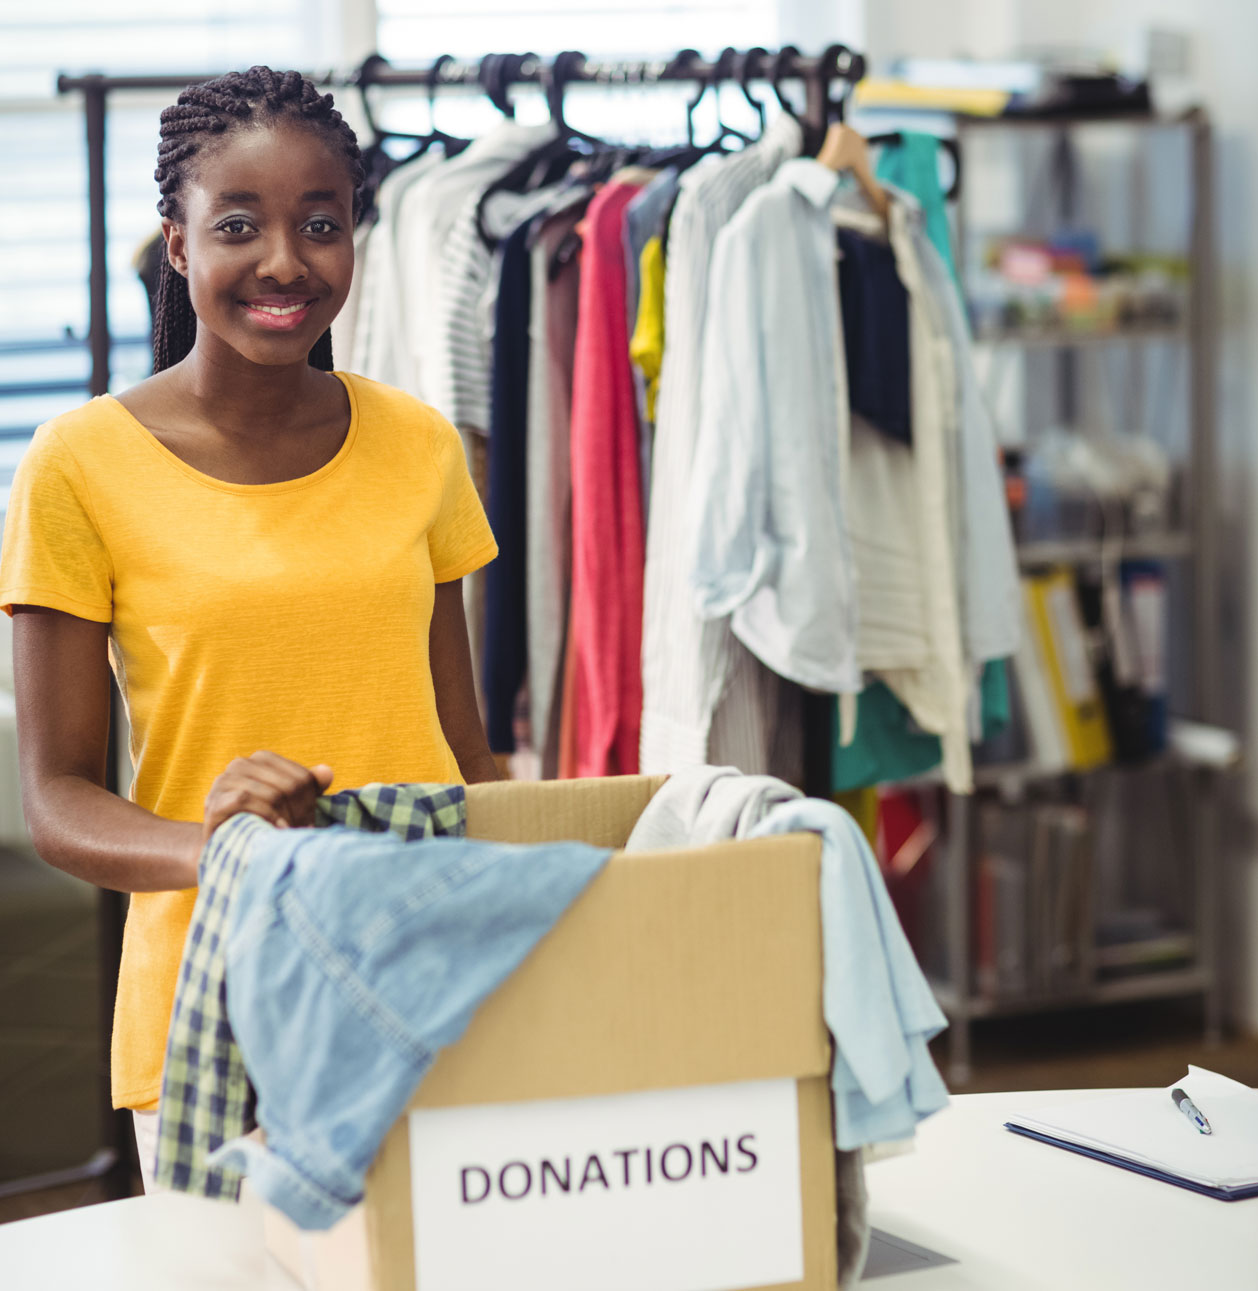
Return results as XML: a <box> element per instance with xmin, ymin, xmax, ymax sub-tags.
<box><xmin>175</xmin><ymin>344</ymin><xmax>324</xmax><ymax>436</ymax></box>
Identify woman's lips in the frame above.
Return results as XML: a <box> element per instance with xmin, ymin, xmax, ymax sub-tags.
<box><xmin>241</xmin><ymin>300</ymin><xmax>316</xmax><ymax>331</ymax></box>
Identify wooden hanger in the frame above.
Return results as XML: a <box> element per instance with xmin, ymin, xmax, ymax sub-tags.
<box><xmin>816</xmin><ymin>122</ymin><xmax>889</xmax><ymax>221</ymax></box>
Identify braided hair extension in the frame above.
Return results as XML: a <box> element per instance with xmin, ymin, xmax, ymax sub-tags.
<box><xmin>151</xmin><ymin>66</ymin><xmax>364</xmax><ymax>373</ymax></box>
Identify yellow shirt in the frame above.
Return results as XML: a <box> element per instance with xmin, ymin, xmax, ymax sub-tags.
<box><xmin>0</xmin><ymin>372</ymin><xmax>497</xmax><ymax>1109</ymax></box>
<box><xmin>629</xmin><ymin>234</ymin><xmax>666</xmax><ymax>423</ymax></box>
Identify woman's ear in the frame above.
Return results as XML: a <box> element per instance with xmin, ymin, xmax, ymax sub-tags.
<box><xmin>161</xmin><ymin>218</ymin><xmax>188</xmax><ymax>278</ymax></box>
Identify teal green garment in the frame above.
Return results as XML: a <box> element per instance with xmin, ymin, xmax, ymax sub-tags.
<box><xmin>875</xmin><ymin>131</ymin><xmax>960</xmax><ymax>288</ymax></box>
<box><xmin>831</xmin><ymin>682</ymin><xmax>944</xmax><ymax>791</ymax></box>
<box><xmin>830</xmin><ymin>133</ymin><xmax>1010</xmax><ymax>791</ymax></box>
<box><xmin>830</xmin><ymin>662</ymin><xmax>1011</xmax><ymax>791</ymax></box>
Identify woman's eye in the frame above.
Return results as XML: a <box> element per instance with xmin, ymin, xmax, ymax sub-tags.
<box><xmin>305</xmin><ymin>218</ymin><xmax>340</xmax><ymax>235</ymax></box>
<box><xmin>217</xmin><ymin>218</ymin><xmax>252</xmax><ymax>236</ymax></box>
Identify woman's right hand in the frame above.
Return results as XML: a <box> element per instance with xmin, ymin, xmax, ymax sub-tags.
<box><xmin>202</xmin><ymin>752</ymin><xmax>334</xmax><ymax>844</ymax></box>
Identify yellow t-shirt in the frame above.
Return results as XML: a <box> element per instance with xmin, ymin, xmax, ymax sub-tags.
<box><xmin>0</xmin><ymin>372</ymin><xmax>498</xmax><ymax>1109</ymax></box>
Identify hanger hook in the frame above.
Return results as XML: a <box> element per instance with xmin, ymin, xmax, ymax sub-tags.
<box><xmin>736</xmin><ymin>46</ymin><xmax>769</xmax><ymax>130</ymax></box>
<box><xmin>547</xmin><ymin>50</ymin><xmax>586</xmax><ymax>133</ymax></box>
<box><xmin>769</xmin><ymin>44</ymin><xmax>800</xmax><ymax>116</ymax></box>
<box><xmin>352</xmin><ymin>52</ymin><xmax>391</xmax><ymax>140</ymax></box>
<box><xmin>427</xmin><ymin>54</ymin><xmax>454</xmax><ymax>131</ymax></box>
<box><xmin>671</xmin><ymin>48</ymin><xmax>705</xmax><ymax>147</ymax></box>
<box><xmin>478</xmin><ymin>53</ymin><xmax>516</xmax><ymax>118</ymax></box>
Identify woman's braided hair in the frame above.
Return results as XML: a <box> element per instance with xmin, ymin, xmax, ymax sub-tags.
<box><xmin>151</xmin><ymin>66</ymin><xmax>364</xmax><ymax>373</ymax></box>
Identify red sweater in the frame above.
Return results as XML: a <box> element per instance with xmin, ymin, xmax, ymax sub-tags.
<box><xmin>568</xmin><ymin>180</ymin><xmax>646</xmax><ymax>776</ymax></box>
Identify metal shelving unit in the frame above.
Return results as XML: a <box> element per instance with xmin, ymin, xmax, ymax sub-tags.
<box><xmin>937</xmin><ymin>109</ymin><xmax>1224</xmax><ymax>1084</ymax></box>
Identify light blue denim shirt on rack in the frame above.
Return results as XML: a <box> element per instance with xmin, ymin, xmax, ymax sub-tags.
<box><xmin>207</xmin><ymin>818</ymin><xmax>610</xmax><ymax>1229</ymax></box>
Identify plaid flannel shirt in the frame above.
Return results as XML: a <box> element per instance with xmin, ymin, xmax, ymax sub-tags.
<box><xmin>153</xmin><ymin>783</ymin><xmax>466</xmax><ymax>1199</ymax></box>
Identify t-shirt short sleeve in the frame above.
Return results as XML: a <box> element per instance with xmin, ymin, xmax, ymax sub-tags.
<box><xmin>0</xmin><ymin>425</ymin><xmax>113</xmax><ymax>621</ymax></box>
<box><xmin>426</xmin><ymin>412</ymin><xmax>498</xmax><ymax>583</ymax></box>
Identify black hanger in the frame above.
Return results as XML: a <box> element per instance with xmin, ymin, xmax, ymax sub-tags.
<box><xmin>865</xmin><ymin>130</ymin><xmax>963</xmax><ymax>201</ymax></box>
<box><xmin>734</xmin><ymin>46</ymin><xmax>769</xmax><ymax>135</ymax></box>
<box><xmin>474</xmin><ymin>50</ymin><xmax>594</xmax><ymax>250</ymax></box>
<box><xmin>424</xmin><ymin>54</ymin><xmax>472</xmax><ymax>159</ymax></box>
<box><xmin>769</xmin><ymin>44</ymin><xmax>801</xmax><ymax>116</ymax></box>
<box><xmin>681</xmin><ymin>47</ymin><xmax>754</xmax><ymax>150</ymax></box>
<box><xmin>351</xmin><ymin>53</ymin><xmax>433</xmax><ymax>221</ymax></box>
<box><xmin>801</xmin><ymin>44</ymin><xmax>866</xmax><ymax>156</ymax></box>
<box><xmin>353</xmin><ymin>53</ymin><xmax>428</xmax><ymax>149</ymax></box>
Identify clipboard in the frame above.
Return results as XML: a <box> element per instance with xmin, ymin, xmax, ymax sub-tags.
<box><xmin>1004</xmin><ymin>1067</ymin><xmax>1258</xmax><ymax>1203</ymax></box>
<box><xmin>1004</xmin><ymin>1123</ymin><xmax>1258</xmax><ymax>1201</ymax></box>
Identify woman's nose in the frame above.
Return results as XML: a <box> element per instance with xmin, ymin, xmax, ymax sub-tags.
<box><xmin>255</xmin><ymin>231</ymin><xmax>308</xmax><ymax>285</ymax></box>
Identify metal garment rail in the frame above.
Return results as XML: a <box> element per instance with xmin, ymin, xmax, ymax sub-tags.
<box><xmin>43</xmin><ymin>43</ymin><xmax>865</xmax><ymax>1204</ymax></box>
<box><xmin>57</xmin><ymin>45</ymin><xmax>865</xmax><ymax>400</ymax></box>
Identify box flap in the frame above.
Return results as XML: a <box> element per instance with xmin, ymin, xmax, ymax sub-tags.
<box><xmin>465</xmin><ymin>775</ymin><xmax>668</xmax><ymax>849</ymax></box>
<box><xmin>413</xmin><ymin>832</ymin><xmax>830</xmax><ymax>1108</ymax></box>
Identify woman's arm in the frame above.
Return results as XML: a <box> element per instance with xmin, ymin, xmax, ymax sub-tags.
<box><xmin>13</xmin><ymin>606</ymin><xmax>335</xmax><ymax>892</ymax></box>
<box><xmin>13</xmin><ymin>606</ymin><xmax>202</xmax><ymax>891</ymax></box>
<box><xmin>430</xmin><ymin>580</ymin><xmax>500</xmax><ymax>783</ymax></box>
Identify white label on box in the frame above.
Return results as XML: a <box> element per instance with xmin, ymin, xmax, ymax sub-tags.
<box><xmin>409</xmin><ymin>1077</ymin><xmax>804</xmax><ymax>1291</ymax></box>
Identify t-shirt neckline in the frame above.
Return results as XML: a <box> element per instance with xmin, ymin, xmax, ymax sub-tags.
<box><xmin>105</xmin><ymin>370</ymin><xmax>360</xmax><ymax>495</ymax></box>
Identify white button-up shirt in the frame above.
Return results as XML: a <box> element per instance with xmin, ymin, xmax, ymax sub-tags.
<box><xmin>687</xmin><ymin>157</ymin><xmax>863</xmax><ymax>697</ymax></box>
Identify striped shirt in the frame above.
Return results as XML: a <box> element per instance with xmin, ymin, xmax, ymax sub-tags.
<box><xmin>434</xmin><ymin>181</ymin><xmax>568</xmax><ymax>434</ymax></box>
<box><xmin>639</xmin><ymin>112</ymin><xmax>804</xmax><ymax>776</ymax></box>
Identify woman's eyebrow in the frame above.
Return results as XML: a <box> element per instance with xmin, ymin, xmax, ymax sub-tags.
<box><xmin>211</xmin><ymin>189</ymin><xmax>341</xmax><ymax>204</ymax></box>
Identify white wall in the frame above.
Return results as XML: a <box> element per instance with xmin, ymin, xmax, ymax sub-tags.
<box><xmin>864</xmin><ymin>0</ymin><xmax>1258</xmax><ymax>1029</ymax></box>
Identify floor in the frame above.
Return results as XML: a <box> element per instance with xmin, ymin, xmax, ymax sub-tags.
<box><xmin>940</xmin><ymin>996</ymin><xmax>1258</xmax><ymax>1093</ymax></box>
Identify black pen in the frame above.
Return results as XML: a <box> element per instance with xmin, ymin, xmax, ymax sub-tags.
<box><xmin>1172</xmin><ymin>1087</ymin><xmax>1212</xmax><ymax>1135</ymax></box>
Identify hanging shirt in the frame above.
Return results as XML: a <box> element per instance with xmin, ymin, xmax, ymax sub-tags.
<box><xmin>393</xmin><ymin>121</ymin><xmax>557</xmax><ymax>411</ymax></box>
<box><xmin>568</xmin><ymin>179</ymin><xmax>647</xmax><ymax>776</ymax></box>
<box><xmin>434</xmin><ymin>177</ymin><xmax>568</xmax><ymax>434</ymax></box>
<box><xmin>348</xmin><ymin>151</ymin><xmax>444</xmax><ymax>391</ymax></box>
<box><xmin>835</xmin><ymin>192</ymin><xmax>973</xmax><ymax>790</ymax></box>
<box><xmin>640</xmin><ymin>111</ymin><xmax>803</xmax><ymax>775</ymax></box>
<box><xmin>629</xmin><ymin>235</ymin><xmax>666</xmax><ymax>424</ymax></box>
<box><xmin>838</xmin><ymin>229</ymin><xmax>913</xmax><ymax>445</ymax></box>
<box><xmin>483</xmin><ymin>218</ymin><xmax>535</xmax><ymax>752</ymax></box>
<box><xmin>526</xmin><ymin>198</ymin><xmax>587</xmax><ymax>778</ymax></box>
<box><xmin>622</xmin><ymin>167</ymin><xmax>681</xmax><ymax>493</ymax></box>
<box><xmin>0</xmin><ymin>374</ymin><xmax>498</xmax><ymax>1109</ymax></box>
<box><xmin>687</xmin><ymin>157</ymin><xmax>861</xmax><ymax>697</ymax></box>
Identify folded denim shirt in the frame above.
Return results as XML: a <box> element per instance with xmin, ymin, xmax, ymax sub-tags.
<box><xmin>154</xmin><ymin>784</ymin><xmax>467</xmax><ymax>1199</ymax></box>
<box><xmin>207</xmin><ymin>822</ymin><xmax>611</xmax><ymax>1229</ymax></box>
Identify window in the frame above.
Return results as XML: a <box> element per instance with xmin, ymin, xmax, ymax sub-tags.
<box><xmin>0</xmin><ymin>1</ymin><xmax>343</xmax><ymax>498</ymax></box>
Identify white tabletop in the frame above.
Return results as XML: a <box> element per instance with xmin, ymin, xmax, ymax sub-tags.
<box><xmin>3</xmin><ymin>1091</ymin><xmax>1256</xmax><ymax>1291</ymax></box>
<box><xmin>0</xmin><ymin>1187</ymin><xmax>297</xmax><ymax>1291</ymax></box>
<box><xmin>865</xmin><ymin>1089</ymin><xmax>1258</xmax><ymax>1291</ymax></box>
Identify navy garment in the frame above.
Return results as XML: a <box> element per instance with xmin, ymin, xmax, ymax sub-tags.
<box><xmin>483</xmin><ymin>219</ymin><xmax>534</xmax><ymax>752</ymax></box>
<box><xmin>838</xmin><ymin>229</ymin><xmax>912</xmax><ymax>446</ymax></box>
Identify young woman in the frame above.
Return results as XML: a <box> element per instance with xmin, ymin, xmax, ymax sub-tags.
<box><xmin>0</xmin><ymin>68</ymin><xmax>499</xmax><ymax>1164</ymax></box>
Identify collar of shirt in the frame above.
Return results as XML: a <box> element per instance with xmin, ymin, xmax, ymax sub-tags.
<box><xmin>775</xmin><ymin>156</ymin><xmax>843</xmax><ymax>210</ymax></box>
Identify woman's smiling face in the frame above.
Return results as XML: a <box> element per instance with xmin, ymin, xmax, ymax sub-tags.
<box><xmin>163</xmin><ymin>118</ymin><xmax>356</xmax><ymax>369</ymax></box>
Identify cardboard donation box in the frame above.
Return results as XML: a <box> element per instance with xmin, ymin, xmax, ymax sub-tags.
<box><xmin>264</xmin><ymin>775</ymin><xmax>846</xmax><ymax>1291</ymax></box>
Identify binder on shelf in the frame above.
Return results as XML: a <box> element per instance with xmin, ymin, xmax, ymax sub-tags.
<box><xmin>1012</xmin><ymin>579</ymin><xmax>1071</xmax><ymax>774</ymax></box>
<box><xmin>1025</xmin><ymin>568</ymin><xmax>1113</xmax><ymax>769</ymax></box>
<box><xmin>1005</xmin><ymin>1067</ymin><xmax>1258</xmax><ymax>1201</ymax></box>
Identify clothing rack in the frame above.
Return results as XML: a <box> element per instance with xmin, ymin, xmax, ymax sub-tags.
<box><xmin>58</xmin><ymin>45</ymin><xmax>866</xmax><ymax>401</ymax></box>
<box><xmin>44</xmin><ymin>43</ymin><xmax>868</xmax><ymax>1205</ymax></box>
